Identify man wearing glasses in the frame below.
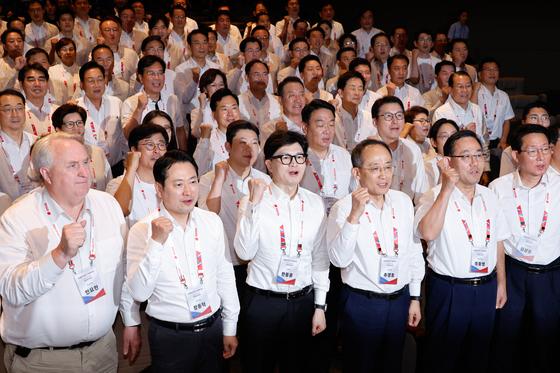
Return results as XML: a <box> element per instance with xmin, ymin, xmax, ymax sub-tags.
<box><xmin>489</xmin><ymin>125</ymin><xmax>559</xmax><ymax>372</ymax></box>
<box><xmin>415</xmin><ymin>130</ymin><xmax>509</xmax><ymax>372</ymax></box>
<box><xmin>372</xmin><ymin>96</ymin><xmax>428</xmax><ymax>204</ymax></box>
<box><xmin>0</xmin><ymin>89</ymin><xmax>36</xmax><ymax>200</ymax></box>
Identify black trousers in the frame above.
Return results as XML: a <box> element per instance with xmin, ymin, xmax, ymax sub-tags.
<box><xmin>148</xmin><ymin>317</ymin><xmax>223</xmax><ymax>373</ymax></box>
<box><xmin>240</xmin><ymin>287</ymin><xmax>315</xmax><ymax>373</ymax></box>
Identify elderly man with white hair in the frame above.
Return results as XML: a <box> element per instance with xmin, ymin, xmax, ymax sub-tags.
<box><xmin>0</xmin><ymin>132</ymin><xmax>141</xmax><ymax>372</ymax></box>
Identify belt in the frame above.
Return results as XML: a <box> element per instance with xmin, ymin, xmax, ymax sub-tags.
<box><xmin>506</xmin><ymin>255</ymin><xmax>560</xmax><ymax>274</ymax></box>
<box><xmin>150</xmin><ymin>308</ymin><xmax>222</xmax><ymax>333</ymax></box>
<box><xmin>248</xmin><ymin>284</ymin><xmax>313</xmax><ymax>300</ymax></box>
<box><xmin>15</xmin><ymin>340</ymin><xmax>97</xmax><ymax>358</ymax></box>
<box><xmin>345</xmin><ymin>284</ymin><xmax>408</xmax><ymax>300</ymax></box>
<box><xmin>428</xmin><ymin>268</ymin><xmax>496</xmax><ymax>286</ymax></box>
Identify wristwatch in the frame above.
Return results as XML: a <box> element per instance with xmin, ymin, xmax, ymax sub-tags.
<box><xmin>314</xmin><ymin>303</ymin><xmax>327</xmax><ymax>311</ymax></box>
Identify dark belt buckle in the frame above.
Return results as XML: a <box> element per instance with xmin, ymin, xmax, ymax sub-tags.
<box><xmin>471</xmin><ymin>277</ymin><xmax>482</xmax><ymax>286</ymax></box>
<box><xmin>15</xmin><ymin>346</ymin><xmax>31</xmax><ymax>358</ymax></box>
<box><xmin>193</xmin><ymin>324</ymin><xmax>206</xmax><ymax>333</ymax></box>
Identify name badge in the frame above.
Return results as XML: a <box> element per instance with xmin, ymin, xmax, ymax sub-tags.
<box><xmin>470</xmin><ymin>246</ymin><xmax>489</xmax><ymax>273</ymax></box>
<box><xmin>74</xmin><ymin>267</ymin><xmax>106</xmax><ymax>304</ymax></box>
<box><xmin>276</xmin><ymin>255</ymin><xmax>299</xmax><ymax>285</ymax></box>
<box><xmin>186</xmin><ymin>285</ymin><xmax>213</xmax><ymax>320</ymax></box>
<box><xmin>379</xmin><ymin>256</ymin><xmax>399</xmax><ymax>285</ymax></box>
<box><xmin>513</xmin><ymin>234</ymin><xmax>538</xmax><ymax>262</ymax></box>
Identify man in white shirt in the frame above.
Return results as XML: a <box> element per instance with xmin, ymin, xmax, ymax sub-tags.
<box><xmin>377</xmin><ymin>54</ymin><xmax>425</xmax><ymax>110</ymax></box>
<box><xmin>415</xmin><ymin>130</ymin><xmax>509</xmax><ymax>372</ymax></box>
<box><xmin>73</xmin><ymin>0</ymin><xmax>100</xmax><ymax>48</ymax></box>
<box><xmin>167</xmin><ymin>5</ymin><xmax>190</xmax><ymax>51</ymax></box>
<box><xmin>389</xmin><ymin>26</ymin><xmax>411</xmax><ymax>60</ymax></box>
<box><xmin>131</xmin><ymin>0</ymin><xmax>148</xmax><ymax>34</ymax></box>
<box><xmin>215</xmin><ymin>10</ymin><xmax>241</xmax><ymax>58</ymax></box>
<box><xmin>0</xmin><ymin>132</ymin><xmax>141</xmax><ymax>372</ymax></box>
<box><xmin>97</xmin><ymin>15</ymin><xmax>138</xmax><ymax>82</ymax></box>
<box><xmin>193</xmin><ymin>88</ymin><xmax>241</xmax><ymax>175</ymax></box>
<box><xmin>234</xmin><ymin>130</ymin><xmax>329</xmax><ymax>372</ymax></box>
<box><xmin>127</xmin><ymin>150</ymin><xmax>239</xmax><ymax>371</ymax></box>
<box><xmin>307</xmin><ymin>27</ymin><xmax>335</xmax><ymax>81</ymax></box>
<box><xmin>117</xmin><ymin>6</ymin><xmax>147</xmax><ymax>54</ymax></box>
<box><xmin>122</xmin><ymin>55</ymin><xmax>187</xmax><ymax>150</ymax></box>
<box><xmin>422</xmin><ymin>60</ymin><xmax>455</xmax><ymax>118</ymax></box>
<box><xmin>19</xmin><ymin>64</ymin><xmax>58</xmax><ymax>137</ymax></box>
<box><xmin>226</xmin><ymin>37</ymin><xmax>274</xmax><ymax>96</ymax></box>
<box><xmin>449</xmin><ymin>39</ymin><xmax>477</xmax><ymax>83</ymax></box>
<box><xmin>24</xmin><ymin>0</ymin><xmax>59</xmax><ymax>50</ymax></box>
<box><xmin>276</xmin><ymin>0</ymin><xmax>301</xmax><ymax>44</ymax></box>
<box><xmin>91</xmin><ymin>44</ymin><xmax>129</xmax><ymax>102</ymax></box>
<box><xmin>348</xmin><ymin>57</ymin><xmax>383</xmax><ymax>112</ymax></box>
<box><xmin>317</xmin><ymin>2</ymin><xmax>344</xmax><ymax>41</ymax></box>
<box><xmin>368</xmin><ymin>32</ymin><xmax>391</xmax><ymax>91</ymax></box>
<box><xmin>372</xmin><ymin>96</ymin><xmax>428</xmax><ymax>203</ymax></box>
<box><xmin>198</xmin><ymin>120</ymin><xmax>271</xmax><ymax>301</ymax></box>
<box><xmin>328</xmin><ymin>138</ymin><xmax>424</xmax><ymax>372</ymax></box>
<box><xmin>0</xmin><ymin>29</ymin><xmax>26</xmax><ymax>90</ymax></box>
<box><xmin>351</xmin><ymin>9</ymin><xmax>383</xmax><ymax>59</ymax></box>
<box><xmin>251</xmin><ymin>25</ymin><xmax>281</xmax><ymax>87</ymax></box>
<box><xmin>489</xmin><ymin>125</ymin><xmax>559</xmax><ymax>372</ymax></box>
<box><xmin>299</xmin><ymin>54</ymin><xmax>332</xmax><ymax>102</ymax></box>
<box><xmin>77</xmin><ymin>61</ymin><xmax>126</xmax><ymax>167</ymax></box>
<box><xmin>408</xmin><ymin>30</ymin><xmax>441</xmax><ymax>94</ymax></box>
<box><xmin>0</xmin><ymin>89</ymin><xmax>36</xmax><ymax>200</ymax></box>
<box><xmin>334</xmin><ymin>71</ymin><xmax>376</xmax><ymax>152</ymax></box>
<box><xmin>277</xmin><ymin>37</ymin><xmax>309</xmax><ymax>84</ymax></box>
<box><xmin>44</xmin><ymin>7</ymin><xmax>89</xmax><ymax>66</ymax></box>
<box><xmin>238</xmin><ymin>60</ymin><xmax>281</xmax><ymax>127</ymax></box>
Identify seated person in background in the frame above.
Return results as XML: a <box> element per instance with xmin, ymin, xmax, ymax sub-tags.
<box><xmin>91</xmin><ymin>44</ymin><xmax>129</xmax><ymax>102</ymax></box>
<box><xmin>277</xmin><ymin>37</ymin><xmax>309</xmax><ymax>84</ymax></box>
<box><xmin>401</xmin><ymin>105</ymin><xmax>436</xmax><ymax>158</ymax></box>
<box><xmin>367</xmin><ymin>32</ymin><xmax>391</xmax><ymax>91</ymax></box>
<box><xmin>325</xmin><ymin>46</ymin><xmax>356</xmax><ymax>95</ymax></box>
<box><xmin>376</xmin><ymin>54</ymin><xmax>425</xmax><ymax>110</ymax></box>
<box><xmin>190</xmin><ymin>69</ymin><xmax>227</xmax><ymax>138</ymax></box>
<box><xmin>408</xmin><ymin>30</ymin><xmax>441</xmax><ymax>94</ymax></box>
<box><xmin>19</xmin><ymin>63</ymin><xmax>58</xmax><ymax>137</ymax></box>
<box><xmin>449</xmin><ymin>38</ymin><xmax>477</xmax><ymax>83</ymax></box>
<box><xmin>299</xmin><ymin>54</ymin><xmax>333</xmax><ymax>102</ymax></box>
<box><xmin>422</xmin><ymin>60</ymin><xmax>455</xmax><ymax>118</ymax></box>
<box><xmin>424</xmin><ymin>118</ymin><xmax>459</xmax><ymax>188</ymax></box>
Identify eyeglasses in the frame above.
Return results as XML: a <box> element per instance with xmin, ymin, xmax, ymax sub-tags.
<box><xmin>63</xmin><ymin>120</ymin><xmax>85</xmax><ymax>128</ymax></box>
<box><xmin>378</xmin><ymin>112</ymin><xmax>405</xmax><ymax>121</ymax></box>
<box><xmin>292</xmin><ymin>48</ymin><xmax>309</xmax><ymax>53</ymax></box>
<box><xmin>0</xmin><ymin>105</ymin><xmax>25</xmax><ymax>114</ymax></box>
<box><xmin>145</xmin><ymin>70</ymin><xmax>165</xmax><ymax>77</ymax></box>
<box><xmin>270</xmin><ymin>153</ymin><xmax>307</xmax><ymax>165</ymax></box>
<box><xmin>360</xmin><ymin>165</ymin><xmax>395</xmax><ymax>175</ymax></box>
<box><xmin>449</xmin><ymin>152</ymin><xmax>488</xmax><ymax>163</ymax></box>
<box><xmin>140</xmin><ymin>141</ymin><xmax>167</xmax><ymax>151</ymax></box>
<box><xmin>145</xmin><ymin>47</ymin><xmax>164</xmax><ymax>53</ymax></box>
<box><xmin>519</xmin><ymin>146</ymin><xmax>551</xmax><ymax>159</ymax></box>
<box><xmin>413</xmin><ymin>118</ymin><xmax>431</xmax><ymax>124</ymax></box>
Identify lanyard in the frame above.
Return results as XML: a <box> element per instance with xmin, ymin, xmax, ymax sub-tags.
<box><xmin>364</xmin><ymin>206</ymin><xmax>399</xmax><ymax>256</ymax></box>
<box><xmin>274</xmin><ymin>192</ymin><xmax>305</xmax><ymax>257</ymax></box>
<box><xmin>27</xmin><ymin>111</ymin><xmax>52</xmax><ymax>136</ymax></box>
<box><xmin>43</xmin><ymin>199</ymin><xmax>96</xmax><ymax>272</ymax></box>
<box><xmin>453</xmin><ymin>104</ymin><xmax>476</xmax><ymax>129</ymax></box>
<box><xmin>135</xmin><ymin>174</ymin><xmax>158</xmax><ymax>213</ymax></box>
<box><xmin>512</xmin><ymin>186</ymin><xmax>549</xmax><ymax>236</ymax></box>
<box><xmin>307</xmin><ymin>152</ymin><xmax>338</xmax><ymax>194</ymax></box>
<box><xmin>454</xmin><ymin>198</ymin><xmax>490</xmax><ymax>247</ymax></box>
<box><xmin>482</xmin><ymin>93</ymin><xmax>499</xmax><ymax>123</ymax></box>
<box><xmin>0</xmin><ymin>134</ymin><xmax>24</xmax><ymax>188</ymax></box>
<box><xmin>393</xmin><ymin>145</ymin><xmax>405</xmax><ymax>191</ymax></box>
<box><xmin>90</xmin><ymin>158</ymin><xmax>97</xmax><ymax>189</ymax></box>
<box><xmin>170</xmin><ymin>225</ymin><xmax>205</xmax><ymax>289</ymax></box>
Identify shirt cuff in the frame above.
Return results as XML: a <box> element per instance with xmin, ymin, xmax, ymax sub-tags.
<box><xmin>222</xmin><ymin>320</ymin><xmax>237</xmax><ymax>336</ymax></box>
<box><xmin>313</xmin><ymin>289</ymin><xmax>327</xmax><ymax>305</ymax></box>
<box><xmin>121</xmin><ymin>302</ymin><xmax>142</xmax><ymax>327</ymax></box>
<box><xmin>409</xmin><ymin>281</ymin><xmax>421</xmax><ymax>297</ymax></box>
<box><xmin>39</xmin><ymin>253</ymin><xmax>65</xmax><ymax>285</ymax></box>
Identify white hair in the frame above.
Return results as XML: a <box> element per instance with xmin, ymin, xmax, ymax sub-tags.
<box><xmin>29</xmin><ymin>132</ymin><xmax>86</xmax><ymax>182</ymax></box>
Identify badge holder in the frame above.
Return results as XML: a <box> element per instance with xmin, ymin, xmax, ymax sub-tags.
<box><xmin>513</xmin><ymin>234</ymin><xmax>538</xmax><ymax>262</ymax></box>
<box><xmin>186</xmin><ymin>285</ymin><xmax>213</xmax><ymax>319</ymax></box>
<box><xmin>276</xmin><ymin>255</ymin><xmax>299</xmax><ymax>285</ymax></box>
<box><xmin>74</xmin><ymin>267</ymin><xmax>106</xmax><ymax>304</ymax></box>
<box><xmin>378</xmin><ymin>256</ymin><xmax>399</xmax><ymax>285</ymax></box>
<box><xmin>470</xmin><ymin>246</ymin><xmax>489</xmax><ymax>273</ymax></box>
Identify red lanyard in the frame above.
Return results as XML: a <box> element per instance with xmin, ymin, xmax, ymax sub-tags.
<box><xmin>275</xmin><ymin>194</ymin><xmax>305</xmax><ymax>257</ymax></box>
<box><xmin>512</xmin><ymin>186</ymin><xmax>549</xmax><ymax>236</ymax></box>
<box><xmin>307</xmin><ymin>152</ymin><xmax>338</xmax><ymax>194</ymax></box>
<box><xmin>90</xmin><ymin>158</ymin><xmax>97</xmax><ymax>189</ymax></box>
<box><xmin>454</xmin><ymin>198</ymin><xmax>490</xmax><ymax>247</ymax></box>
<box><xmin>171</xmin><ymin>226</ymin><xmax>205</xmax><ymax>288</ymax></box>
<box><xmin>27</xmin><ymin>111</ymin><xmax>52</xmax><ymax>136</ymax></box>
<box><xmin>394</xmin><ymin>145</ymin><xmax>405</xmax><ymax>191</ymax></box>
<box><xmin>43</xmin><ymin>199</ymin><xmax>96</xmax><ymax>272</ymax></box>
<box><xmin>63</xmin><ymin>77</ymin><xmax>77</xmax><ymax>95</ymax></box>
<box><xmin>482</xmin><ymin>93</ymin><xmax>499</xmax><ymax>122</ymax></box>
<box><xmin>364</xmin><ymin>206</ymin><xmax>399</xmax><ymax>256</ymax></box>
<box><xmin>229</xmin><ymin>182</ymin><xmax>240</xmax><ymax>208</ymax></box>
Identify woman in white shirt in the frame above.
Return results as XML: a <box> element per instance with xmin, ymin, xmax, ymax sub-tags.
<box><xmin>425</xmin><ymin>118</ymin><xmax>459</xmax><ymax>188</ymax></box>
<box><xmin>190</xmin><ymin>68</ymin><xmax>227</xmax><ymax>138</ymax></box>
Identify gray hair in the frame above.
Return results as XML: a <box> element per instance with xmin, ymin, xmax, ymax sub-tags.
<box><xmin>29</xmin><ymin>132</ymin><xmax>86</xmax><ymax>182</ymax></box>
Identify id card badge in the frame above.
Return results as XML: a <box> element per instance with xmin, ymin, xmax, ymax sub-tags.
<box><xmin>470</xmin><ymin>246</ymin><xmax>489</xmax><ymax>273</ymax></box>
<box><xmin>378</xmin><ymin>256</ymin><xmax>399</xmax><ymax>285</ymax></box>
<box><xmin>186</xmin><ymin>285</ymin><xmax>213</xmax><ymax>319</ymax></box>
<box><xmin>276</xmin><ymin>255</ymin><xmax>299</xmax><ymax>285</ymax></box>
<box><xmin>74</xmin><ymin>267</ymin><xmax>106</xmax><ymax>304</ymax></box>
<box><xmin>513</xmin><ymin>234</ymin><xmax>538</xmax><ymax>262</ymax></box>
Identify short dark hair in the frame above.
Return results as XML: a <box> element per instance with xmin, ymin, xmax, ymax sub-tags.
<box><xmin>210</xmin><ymin>88</ymin><xmax>239</xmax><ymax>112</ymax></box>
<box><xmin>141</xmin><ymin>35</ymin><xmax>165</xmax><ymax>52</ymax></box>
<box><xmin>293</xmin><ymin>18</ymin><xmax>308</xmax><ymax>30</ymax></box>
<box><xmin>351</xmin><ymin>139</ymin><xmax>392</xmax><ymax>168</ymax></box>
<box><xmin>245</xmin><ymin>59</ymin><xmax>268</xmax><ymax>76</ymax></box>
<box><xmin>52</xmin><ymin>104</ymin><xmax>87</xmax><ymax>129</ymax></box>
<box><xmin>170</xmin><ymin>4</ymin><xmax>187</xmax><ymax>17</ymax></box>
<box><xmin>54</xmin><ymin>38</ymin><xmax>76</xmax><ymax>55</ymax></box>
<box><xmin>443</xmin><ymin>130</ymin><xmax>482</xmax><ymax>157</ymax></box>
<box><xmin>142</xmin><ymin>110</ymin><xmax>177</xmax><ymax>150</ymax></box>
<box><xmin>215</xmin><ymin>9</ymin><xmax>231</xmax><ymax>21</ymax></box>
<box><xmin>428</xmin><ymin>118</ymin><xmax>459</xmax><ymax>140</ymax></box>
<box><xmin>450</xmin><ymin>38</ymin><xmax>468</xmax><ymax>51</ymax></box>
<box><xmin>187</xmin><ymin>29</ymin><xmax>207</xmax><ymax>46</ymax></box>
<box><xmin>56</xmin><ymin>6</ymin><xmax>75</xmax><ymax>22</ymax></box>
<box><xmin>288</xmin><ymin>37</ymin><xmax>309</xmax><ymax>51</ymax></box>
<box><xmin>510</xmin><ymin>124</ymin><xmax>551</xmax><ymax>152</ymax></box>
<box><xmin>18</xmin><ymin>63</ymin><xmax>49</xmax><ymax>83</ymax></box>
<box><xmin>387</xmin><ymin>54</ymin><xmax>409</xmax><ymax>68</ymax></box>
<box><xmin>91</xmin><ymin>44</ymin><xmax>114</xmax><ymax>58</ymax></box>
<box><xmin>128</xmin><ymin>123</ymin><xmax>169</xmax><ymax>150</ymax></box>
<box><xmin>302</xmin><ymin>99</ymin><xmax>335</xmax><ymax>124</ymax></box>
<box><xmin>478</xmin><ymin>57</ymin><xmax>500</xmax><ymax>72</ymax></box>
<box><xmin>226</xmin><ymin>119</ymin><xmax>259</xmax><ymax>144</ymax></box>
<box><xmin>370</xmin><ymin>32</ymin><xmax>389</xmax><ymax>47</ymax></box>
<box><xmin>337</xmin><ymin>33</ymin><xmax>357</xmax><ymax>48</ymax></box>
<box><xmin>137</xmin><ymin>55</ymin><xmax>166</xmax><ymax>76</ymax></box>
<box><xmin>199</xmin><ymin>68</ymin><xmax>227</xmax><ymax>93</ymax></box>
<box><xmin>404</xmin><ymin>106</ymin><xmax>429</xmax><ymax>124</ymax></box>
<box><xmin>337</xmin><ymin>70</ymin><xmax>365</xmax><ymax>91</ymax></box>
<box><xmin>371</xmin><ymin>96</ymin><xmax>404</xmax><ymax>118</ymax></box>
<box><xmin>79</xmin><ymin>61</ymin><xmax>105</xmax><ymax>81</ymax></box>
<box><xmin>100</xmin><ymin>15</ymin><xmax>122</xmax><ymax>28</ymax></box>
<box><xmin>522</xmin><ymin>101</ymin><xmax>550</xmax><ymax>122</ymax></box>
<box><xmin>306</xmin><ymin>26</ymin><xmax>325</xmax><ymax>39</ymax></box>
<box><xmin>154</xmin><ymin>150</ymin><xmax>198</xmax><ymax>185</ymax></box>
<box><xmin>349</xmin><ymin>57</ymin><xmax>371</xmax><ymax>72</ymax></box>
<box><xmin>449</xmin><ymin>71</ymin><xmax>472</xmax><ymax>87</ymax></box>
<box><xmin>434</xmin><ymin>60</ymin><xmax>455</xmax><ymax>75</ymax></box>
<box><xmin>317</xmin><ymin>19</ymin><xmax>332</xmax><ymax>30</ymax></box>
<box><xmin>336</xmin><ymin>46</ymin><xmax>356</xmax><ymax>62</ymax></box>
<box><xmin>250</xmin><ymin>25</ymin><xmax>269</xmax><ymax>37</ymax></box>
<box><xmin>149</xmin><ymin>14</ymin><xmax>170</xmax><ymax>29</ymax></box>
<box><xmin>240</xmin><ymin>36</ymin><xmax>262</xmax><ymax>53</ymax></box>
<box><xmin>25</xmin><ymin>47</ymin><xmax>49</xmax><ymax>62</ymax></box>
<box><xmin>1</xmin><ymin>29</ymin><xmax>24</xmax><ymax>45</ymax></box>
<box><xmin>278</xmin><ymin>76</ymin><xmax>303</xmax><ymax>97</ymax></box>
<box><xmin>264</xmin><ymin>130</ymin><xmax>308</xmax><ymax>160</ymax></box>
<box><xmin>0</xmin><ymin>89</ymin><xmax>25</xmax><ymax>105</ymax></box>
<box><xmin>298</xmin><ymin>54</ymin><xmax>321</xmax><ymax>73</ymax></box>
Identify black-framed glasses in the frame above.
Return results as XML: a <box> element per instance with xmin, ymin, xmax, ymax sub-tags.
<box><xmin>270</xmin><ymin>153</ymin><xmax>307</xmax><ymax>165</ymax></box>
<box><xmin>62</xmin><ymin>120</ymin><xmax>85</xmax><ymax>129</ymax></box>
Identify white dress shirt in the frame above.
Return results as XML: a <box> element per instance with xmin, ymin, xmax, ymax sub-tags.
<box><xmin>74</xmin><ymin>17</ymin><xmax>99</xmax><ymax>47</ymax></box>
<box><xmin>234</xmin><ymin>183</ymin><xmax>330</xmax><ymax>304</ymax></box>
<box><xmin>193</xmin><ymin>128</ymin><xmax>229</xmax><ymax>176</ymax></box>
<box><xmin>376</xmin><ymin>83</ymin><xmax>426</xmax><ymax>110</ymax></box>
<box><xmin>0</xmin><ymin>188</ymin><xmax>139</xmax><ymax>348</ymax></box>
<box><xmin>259</xmin><ymin>114</ymin><xmax>304</xmax><ymax>144</ymax></box>
<box><xmin>351</xmin><ymin>27</ymin><xmax>384</xmax><ymax>58</ymax></box>
<box><xmin>23</xmin><ymin>97</ymin><xmax>58</xmax><ymax>137</ymax></box>
<box><xmin>387</xmin><ymin>137</ymin><xmax>429</xmax><ymax>204</ymax></box>
<box><xmin>334</xmin><ymin>108</ymin><xmax>377</xmax><ymax>152</ymax></box>
<box><xmin>0</xmin><ymin>192</ymin><xmax>10</xmax><ymax>216</ymax></box>
<box><xmin>0</xmin><ymin>57</ymin><xmax>18</xmax><ymax>90</ymax></box>
<box><xmin>24</xmin><ymin>21</ymin><xmax>59</xmax><ymax>50</ymax></box>
<box><xmin>198</xmin><ymin>166</ymin><xmax>271</xmax><ymax>265</ymax></box>
<box><xmin>414</xmin><ymin>184</ymin><xmax>510</xmax><ymax>278</ymax></box>
<box><xmin>415</xmin><ymin>55</ymin><xmax>441</xmax><ymax>93</ymax></box>
<box><xmin>78</xmin><ymin>95</ymin><xmax>126</xmax><ymax>167</ymax></box>
<box><xmin>216</xmin><ymin>30</ymin><xmax>241</xmax><ymax>57</ymax></box>
<box><xmin>112</xmin><ymin>46</ymin><xmax>139</xmax><ymax>82</ymax></box>
<box><xmin>106</xmin><ymin>174</ymin><xmax>158</xmax><ymax>227</ymax></box>
<box><xmin>129</xmin><ymin>69</ymin><xmax>176</xmax><ymax>99</ymax></box>
<box><xmin>127</xmin><ymin>205</ymin><xmax>240</xmax><ymax>335</ymax></box>
<box><xmin>328</xmin><ymin>190</ymin><xmax>425</xmax><ymax>295</ymax></box>
<box><xmin>477</xmin><ymin>85</ymin><xmax>515</xmax><ymax>141</ymax></box>
<box><xmin>48</xmin><ymin>63</ymin><xmax>81</xmax><ymax>105</ymax></box>
<box><xmin>433</xmin><ymin>97</ymin><xmax>485</xmax><ymax>134</ymax></box>
<box><xmin>489</xmin><ymin>171</ymin><xmax>560</xmax><ymax>265</ymax></box>
<box><xmin>238</xmin><ymin>91</ymin><xmax>282</xmax><ymax>127</ymax></box>
<box><xmin>45</xmin><ymin>32</ymin><xmax>89</xmax><ymax>66</ymax></box>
